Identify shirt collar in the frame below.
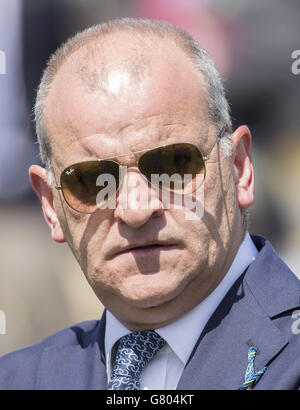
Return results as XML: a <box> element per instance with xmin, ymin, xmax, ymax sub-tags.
<box><xmin>105</xmin><ymin>231</ymin><xmax>258</xmax><ymax>370</ymax></box>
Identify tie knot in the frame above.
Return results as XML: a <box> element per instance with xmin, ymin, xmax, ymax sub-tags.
<box><xmin>107</xmin><ymin>330</ymin><xmax>166</xmax><ymax>390</ymax></box>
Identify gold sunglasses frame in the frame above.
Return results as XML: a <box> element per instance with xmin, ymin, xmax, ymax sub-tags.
<box><xmin>54</xmin><ymin>128</ymin><xmax>226</xmax><ymax>213</ymax></box>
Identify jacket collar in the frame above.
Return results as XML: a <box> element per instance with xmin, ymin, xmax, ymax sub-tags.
<box><xmin>246</xmin><ymin>235</ymin><xmax>300</xmax><ymax>317</ymax></box>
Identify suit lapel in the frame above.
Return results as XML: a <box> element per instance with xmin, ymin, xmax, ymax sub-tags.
<box><xmin>37</xmin><ymin>313</ymin><xmax>107</xmax><ymax>390</ymax></box>
<box><xmin>177</xmin><ymin>236</ymin><xmax>299</xmax><ymax>390</ymax></box>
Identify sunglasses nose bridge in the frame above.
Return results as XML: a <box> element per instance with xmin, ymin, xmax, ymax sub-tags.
<box><xmin>118</xmin><ymin>165</ymin><xmax>150</xmax><ymax>193</ymax></box>
<box><xmin>116</xmin><ymin>164</ymin><xmax>162</xmax><ymax>208</ymax></box>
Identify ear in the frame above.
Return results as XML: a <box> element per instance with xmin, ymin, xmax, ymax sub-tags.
<box><xmin>29</xmin><ymin>165</ymin><xmax>66</xmax><ymax>243</ymax></box>
<box><xmin>231</xmin><ymin>125</ymin><xmax>254</xmax><ymax>209</ymax></box>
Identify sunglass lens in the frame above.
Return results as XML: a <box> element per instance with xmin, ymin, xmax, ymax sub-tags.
<box><xmin>60</xmin><ymin>160</ymin><xmax>120</xmax><ymax>213</ymax></box>
<box><xmin>139</xmin><ymin>143</ymin><xmax>205</xmax><ymax>194</ymax></box>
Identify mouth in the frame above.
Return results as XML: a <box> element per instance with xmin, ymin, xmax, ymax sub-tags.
<box><xmin>122</xmin><ymin>244</ymin><xmax>175</xmax><ymax>254</ymax></box>
<box><xmin>112</xmin><ymin>242</ymin><xmax>178</xmax><ymax>258</ymax></box>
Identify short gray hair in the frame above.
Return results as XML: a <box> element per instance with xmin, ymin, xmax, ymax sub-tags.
<box><xmin>34</xmin><ymin>17</ymin><xmax>232</xmax><ymax>171</ymax></box>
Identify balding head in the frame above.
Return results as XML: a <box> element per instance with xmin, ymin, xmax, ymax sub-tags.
<box><xmin>34</xmin><ymin>18</ymin><xmax>232</xmax><ymax>171</ymax></box>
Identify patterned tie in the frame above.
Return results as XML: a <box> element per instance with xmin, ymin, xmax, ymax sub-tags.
<box><xmin>107</xmin><ymin>330</ymin><xmax>166</xmax><ymax>390</ymax></box>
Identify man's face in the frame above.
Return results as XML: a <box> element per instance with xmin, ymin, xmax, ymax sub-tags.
<box><xmin>40</xmin><ymin>34</ymin><xmax>247</xmax><ymax>330</ymax></box>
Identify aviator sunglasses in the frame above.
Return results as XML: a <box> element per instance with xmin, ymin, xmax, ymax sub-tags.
<box><xmin>55</xmin><ymin>129</ymin><xmax>226</xmax><ymax>213</ymax></box>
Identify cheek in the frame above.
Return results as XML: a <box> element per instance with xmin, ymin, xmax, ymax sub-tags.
<box><xmin>202</xmin><ymin>161</ymin><xmax>241</xmax><ymax>251</ymax></box>
<box><xmin>57</xmin><ymin>208</ymin><xmax>114</xmax><ymax>274</ymax></box>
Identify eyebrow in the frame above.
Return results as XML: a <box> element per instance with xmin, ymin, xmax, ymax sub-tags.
<box><xmin>54</xmin><ymin>127</ymin><xmax>226</xmax><ymax>173</ymax></box>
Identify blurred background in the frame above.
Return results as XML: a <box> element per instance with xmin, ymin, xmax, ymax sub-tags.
<box><xmin>1</xmin><ymin>0</ymin><xmax>300</xmax><ymax>355</ymax></box>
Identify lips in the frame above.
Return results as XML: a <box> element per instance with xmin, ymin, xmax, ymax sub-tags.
<box><xmin>109</xmin><ymin>241</ymin><xmax>178</xmax><ymax>259</ymax></box>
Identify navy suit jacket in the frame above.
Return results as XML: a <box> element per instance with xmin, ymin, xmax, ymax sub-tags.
<box><xmin>1</xmin><ymin>235</ymin><xmax>300</xmax><ymax>390</ymax></box>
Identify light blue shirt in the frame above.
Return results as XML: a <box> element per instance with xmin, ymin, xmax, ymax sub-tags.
<box><xmin>105</xmin><ymin>231</ymin><xmax>258</xmax><ymax>389</ymax></box>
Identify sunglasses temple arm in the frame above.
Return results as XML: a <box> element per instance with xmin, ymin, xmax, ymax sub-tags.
<box><xmin>203</xmin><ymin>128</ymin><xmax>226</xmax><ymax>161</ymax></box>
<box><xmin>54</xmin><ymin>176</ymin><xmax>62</xmax><ymax>190</ymax></box>
<box><xmin>47</xmin><ymin>165</ymin><xmax>62</xmax><ymax>190</ymax></box>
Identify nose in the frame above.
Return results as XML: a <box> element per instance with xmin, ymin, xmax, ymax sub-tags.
<box><xmin>114</xmin><ymin>168</ymin><xmax>164</xmax><ymax>228</ymax></box>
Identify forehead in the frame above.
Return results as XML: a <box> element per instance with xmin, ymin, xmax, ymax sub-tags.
<box><xmin>44</xmin><ymin>32</ymin><xmax>210</xmax><ymax>167</ymax></box>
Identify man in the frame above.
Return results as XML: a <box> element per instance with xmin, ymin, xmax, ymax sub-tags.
<box><xmin>0</xmin><ymin>18</ymin><xmax>299</xmax><ymax>390</ymax></box>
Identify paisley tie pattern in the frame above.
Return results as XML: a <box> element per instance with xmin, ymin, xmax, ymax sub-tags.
<box><xmin>107</xmin><ymin>330</ymin><xmax>166</xmax><ymax>390</ymax></box>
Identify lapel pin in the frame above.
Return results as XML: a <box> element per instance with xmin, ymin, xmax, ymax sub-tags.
<box><xmin>240</xmin><ymin>346</ymin><xmax>267</xmax><ymax>390</ymax></box>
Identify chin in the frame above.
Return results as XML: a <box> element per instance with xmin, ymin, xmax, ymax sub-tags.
<box><xmin>118</xmin><ymin>272</ymin><xmax>186</xmax><ymax>309</ymax></box>
<box><xmin>114</xmin><ymin>291</ymin><xmax>187</xmax><ymax>331</ymax></box>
